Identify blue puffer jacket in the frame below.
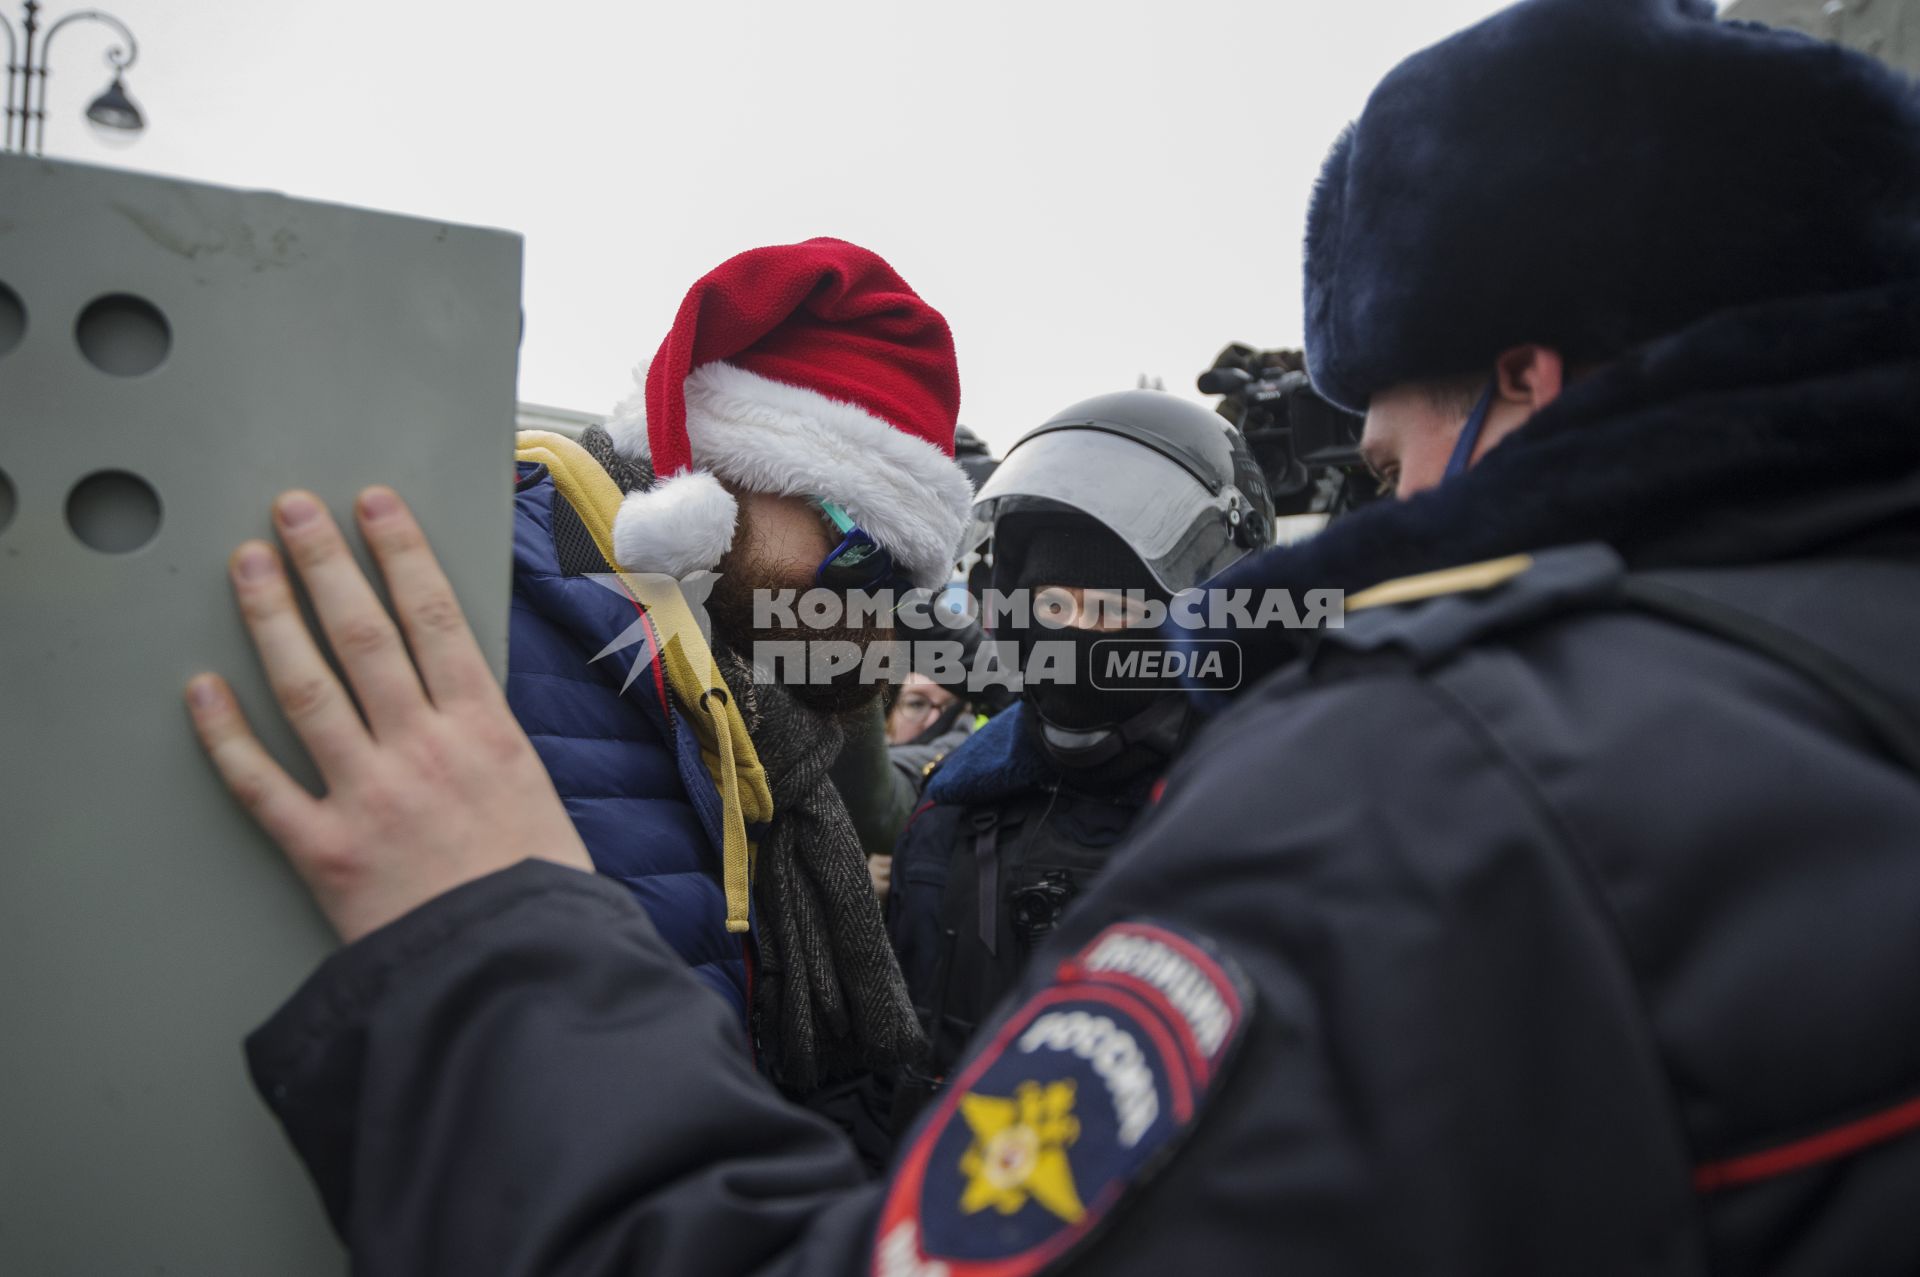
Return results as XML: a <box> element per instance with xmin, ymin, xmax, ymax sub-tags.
<box><xmin>506</xmin><ymin>461</ymin><xmax>749</xmax><ymax>1029</ymax></box>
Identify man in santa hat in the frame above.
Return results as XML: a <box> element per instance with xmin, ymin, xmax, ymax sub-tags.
<box><xmin>503</xmin><ymin>237</ymin><xmax>972</xmax><ymax>1096</ymax></box>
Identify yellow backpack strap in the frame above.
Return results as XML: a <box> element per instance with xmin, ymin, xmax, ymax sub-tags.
<box><xmin>515</xmin><ymin>429</ymin><xmax>774</xmax><ymax>933</ymax></box>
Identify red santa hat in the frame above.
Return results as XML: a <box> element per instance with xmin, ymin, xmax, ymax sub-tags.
<box><xmin>603</xmin><ymin>237</ymin><xmax>972</xmax><ymax>590</ymax></box>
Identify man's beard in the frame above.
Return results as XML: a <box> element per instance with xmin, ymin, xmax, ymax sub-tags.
<box><xmin>706</xmin><ymin>552</ymin><xmax>896</xmax><ymax>718</ymax></box>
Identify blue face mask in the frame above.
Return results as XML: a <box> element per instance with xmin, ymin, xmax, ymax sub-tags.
<box><xmin>1442</xmin><ymin>376</ymin><xmax>1501</xmax><ymax>480</ymax></box>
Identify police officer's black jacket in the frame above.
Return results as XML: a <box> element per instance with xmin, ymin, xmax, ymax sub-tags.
<box><xmin>246</xmin><ymin>281</ymin><xmax>1920</xmax><ymax>1275</ymax></box>
<box><xmin>888</xmin><ymin>704</ymin><xmax>1158</xmax><ymax>1094</ymax></box>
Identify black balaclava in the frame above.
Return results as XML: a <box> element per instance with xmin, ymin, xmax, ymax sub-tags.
<box><xmin>991</xmin><ymin>512</ymin><xmax>1184</xmax><ymax>785</ymax></box>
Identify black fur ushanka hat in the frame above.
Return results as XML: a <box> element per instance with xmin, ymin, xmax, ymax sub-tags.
<box><xmin>1303</xmin><ymin>0</ymin><xmax>1920</xmax><ymax>411</ymax></box>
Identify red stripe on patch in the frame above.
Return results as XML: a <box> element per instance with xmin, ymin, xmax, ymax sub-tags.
<box><xmin>1100</xmin><ymin>922</ymin><xmax>1246</xmax><ymax>1022</ymax></box>
<box><xmin>1076</xmin><ymin>968</ymin><xmax>1213</xmax><ymax>1086</ymax></box>
<box><xmin>1694</xmin><ymin>1090</ymin><xmax>1920</xmax><ymax>1192</ymax></box>
<box><xmin>1069</xmin><ymin>984</ymin><xmax>1197</xmax><ymax>1123</ymax></box>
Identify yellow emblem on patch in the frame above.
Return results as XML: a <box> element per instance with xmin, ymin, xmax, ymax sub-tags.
<box><xmin>956</xmin><ymin>1079</ymin><xmax>1087</xmax><ymax>1225</ymax></box>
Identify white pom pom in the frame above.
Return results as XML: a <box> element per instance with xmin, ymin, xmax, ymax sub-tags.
<box><xmin>611</xmin><ymin>470</ymin><xmax>738</xmax><ymax>579</ymax></box>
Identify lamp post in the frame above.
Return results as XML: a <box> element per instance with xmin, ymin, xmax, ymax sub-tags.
<box><xmin>1</xmin><ymin>1</ymin><xmax>144</xmax><ymax>155</ymax></box>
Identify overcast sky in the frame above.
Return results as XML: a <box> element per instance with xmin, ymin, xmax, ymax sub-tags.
<box><xmin>41</xmin><ymin>0</ymin><xmax>1527</xmax><ymax>454</ymax></box>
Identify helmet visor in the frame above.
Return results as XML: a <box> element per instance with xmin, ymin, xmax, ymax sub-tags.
<box><xmin>964</xmin><ymin>426</ymin><xmax>1247</xmax><ymax>593</ymax></box>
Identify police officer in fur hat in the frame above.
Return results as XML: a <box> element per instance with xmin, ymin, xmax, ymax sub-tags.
<box><xmin>193</xmin><ymin>2</ymin><xmax>1920</xmax><ymax>1273</ymax></box>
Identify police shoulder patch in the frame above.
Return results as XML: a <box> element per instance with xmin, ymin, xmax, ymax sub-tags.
<box><xmin>874</xmin><ymin>920</ymin><xmax>1253</xmax><ymax>1277</ymax></box>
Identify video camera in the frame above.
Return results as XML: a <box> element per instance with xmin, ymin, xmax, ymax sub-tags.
<box><xmin>1197</xmin><ymin>346</ymin><xmax>1380</xmax><ymax>519</ymax></box>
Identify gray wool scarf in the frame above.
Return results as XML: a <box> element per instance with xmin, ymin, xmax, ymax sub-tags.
<box><xmin>715</xmin><ymin>646</ymin><xmax>926</xmax><ymax>1093</ymax></box>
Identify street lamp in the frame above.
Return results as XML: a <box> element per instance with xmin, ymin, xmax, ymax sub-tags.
<box><xmin>1</xmin><ymin>2</ymin><xmax>144</xmax><ymax>155</ymax></box>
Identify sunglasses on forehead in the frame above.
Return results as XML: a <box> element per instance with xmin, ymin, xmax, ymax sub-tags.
<box><xmin>814</xmin><ymin>499</ymin><xmax>911</xmax><ymax>595</ymax></box>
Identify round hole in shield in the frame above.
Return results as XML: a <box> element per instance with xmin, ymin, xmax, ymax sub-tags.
<box><xmin>0</xmin><ymin>281</ymin><xmax>25</xmax><ymax>359</ymax></box>
<box><xmin>67</xmin><ymin>470</ymin><xmax>162</xmax><ymax>554</ymax></box>
<box><xmin>0</xmin><ymin>467</ymin><xmax>15</xmax><ymax>535</ymax></box>
<box><xmin>75</xmin><ymin>293</ymin><xmax>171</xmax><ymax>377</ymax></box>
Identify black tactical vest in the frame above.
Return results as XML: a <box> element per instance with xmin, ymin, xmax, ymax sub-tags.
<box><xmin>895</xmin><ymin>782</ymin><xmax>1149</xmax><ymax>1126</ymax></box>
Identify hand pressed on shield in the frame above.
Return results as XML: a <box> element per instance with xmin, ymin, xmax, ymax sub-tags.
<box><xmin>185</xmin><ymin>487</ymin><xmax>592</xmax><ymax>945</ymax></box>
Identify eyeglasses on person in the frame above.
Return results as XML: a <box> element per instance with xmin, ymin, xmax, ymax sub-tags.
<box><xmin>814</xmin><ymin>498</ymin><xmax>911</xmax><ymax>596</ymax></box>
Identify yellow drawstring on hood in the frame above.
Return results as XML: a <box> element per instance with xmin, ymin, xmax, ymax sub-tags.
<box><xmin>515</xmin><ymin>430</ymin><xmax>773</xmax><ymax>933</ymax></box>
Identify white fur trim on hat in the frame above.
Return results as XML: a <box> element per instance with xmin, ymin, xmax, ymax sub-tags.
<box><xmin>604</xmin><ymin>362</ymin><xmax>974</xmax><ymax>588</ymax></box>
<box><xmin>609</xmin><ymin>469</ymin><xmax>739</xmax><ymax>581</ymax></box>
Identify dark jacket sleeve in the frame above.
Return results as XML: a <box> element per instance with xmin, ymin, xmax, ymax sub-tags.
<box><xmin>247</xmin><ymin>664</ymin><xmax>1711</xmax><ymax>1276</ymax></box>
<box><xmin>245</xmin><ymin>862</ymin><xmax>881</xmax><ymax>1277</ymax></box>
